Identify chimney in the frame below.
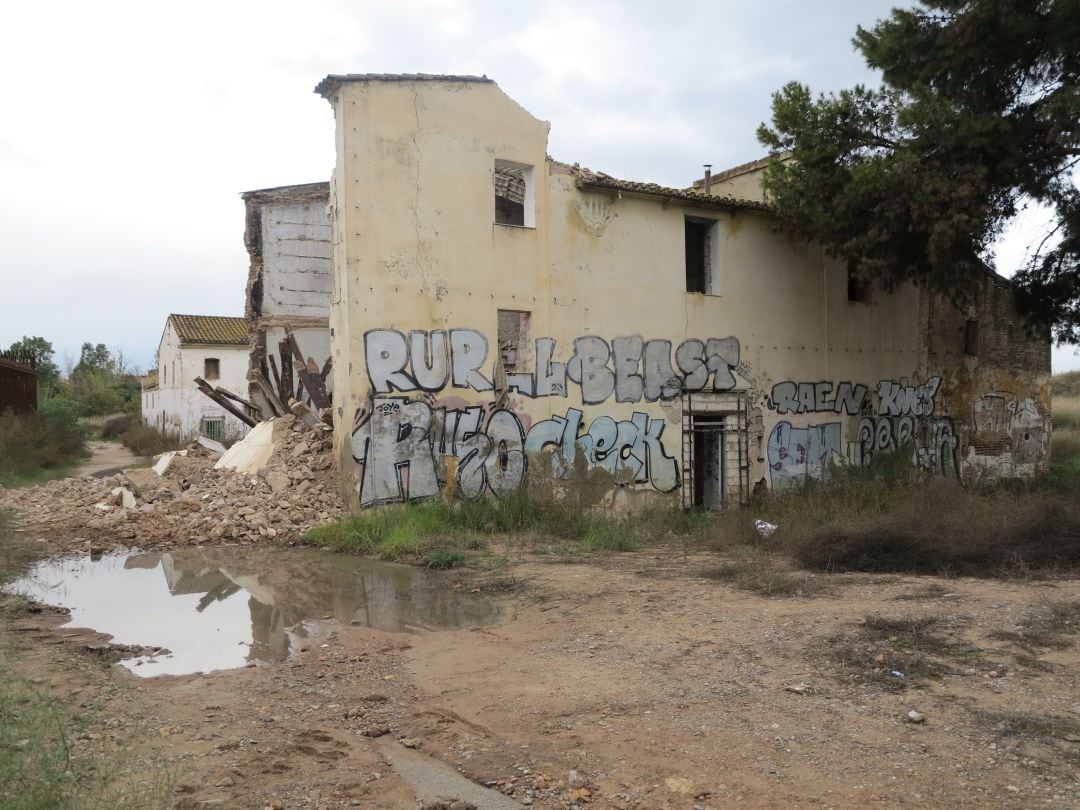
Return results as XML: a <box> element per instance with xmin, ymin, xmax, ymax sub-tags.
<box><xmin>703</xmin><ymin>164</ymin><xmax>712</xmax><ymax>195</ymax></box>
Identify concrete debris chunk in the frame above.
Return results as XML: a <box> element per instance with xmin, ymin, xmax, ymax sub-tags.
<box><xmin>196</xmin><ymin>436</ymin><xmax>227</xmax><ymax>455</ymax></box>
<box><xmin>215</xmin><ymin>420</ymin><xmax>278</xmax><ymax>474</ymax></box>
<box><xmin>152</xmin><ymin>450</ymin><xmax>187</xmax><ymax>476</ymax></box>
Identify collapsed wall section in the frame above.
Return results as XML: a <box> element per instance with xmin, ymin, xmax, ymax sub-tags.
<box><xmin>242</xmin><ymin>182</ymin><xmax>333</xmax><ymax>413</ymax></box>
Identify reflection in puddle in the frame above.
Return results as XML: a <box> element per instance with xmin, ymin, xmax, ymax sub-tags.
<box><xmin>6</xmin><ymin>548</ymin><xmax>498</xmax><ymax>677</ymax></box>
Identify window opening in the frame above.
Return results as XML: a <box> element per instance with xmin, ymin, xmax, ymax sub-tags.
<box><xmin>497</xmin><ymin>310</ymin><xmax>531</xmax><ymax>372</ymax></box>
<box><xmin>494</xmin><ymin>160</ymin><xmax>535</xmax><ymax>227</ymax></box>
<box><xmin>200</xmin><ymin>417</ymin><xmax>224</xmax><ymax>442</ymax></box>
<box><xmin>685</xmin><ymin>217</ymin><xmax>718</xmax><ymax>293</ymax></box>
<box><xmin>848</xmin><ymin>267</ymin><xmax>871</xmax><ymax>302</ymax></box>
<box><xmin>964</xmin><ymin>319</ymin><xmax>980</xmax><ymax>356</ymax></box>
<box><xmin>204</xmin><ymin>357</ymin><xmax>220</xmax><ymax>380</ymax></box>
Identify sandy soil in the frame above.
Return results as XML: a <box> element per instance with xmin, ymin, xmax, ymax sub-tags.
<box><xmin>70</xmin><ymin>439</ymin><xmax>139</xmax><ymax>478</ymax></box>
<box><xmin>5</xmin><ymin>547</ymin><xmax>1080</xmax><ymax>809</ymax></box>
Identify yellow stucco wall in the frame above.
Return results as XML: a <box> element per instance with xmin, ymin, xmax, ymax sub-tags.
<box><xmin>320</xmin><ymin>76</ymin><xmax>1048</xmax><ymax>511</ymax></box>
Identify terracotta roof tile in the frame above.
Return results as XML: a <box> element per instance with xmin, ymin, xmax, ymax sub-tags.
<box><xmin>169</xmin><ymin>315</ymin><xmax>249</xmax><ymax>346</ymax></box>
<box><xmin>569</xmin><ymin>166</ymin><xmax>770</xmax><ymax>212</ymax></box>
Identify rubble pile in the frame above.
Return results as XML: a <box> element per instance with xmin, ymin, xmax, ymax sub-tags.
<box><xmin>0</xmin><ymin>416</ymin><xmax>344</xmax><ymax>554</ymax></box>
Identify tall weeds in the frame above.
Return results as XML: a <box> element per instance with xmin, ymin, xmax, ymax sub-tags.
<box><xmin>0</xmin><ymin>403</ymin><xmax>88</xmax><ymax>486</ymax></box>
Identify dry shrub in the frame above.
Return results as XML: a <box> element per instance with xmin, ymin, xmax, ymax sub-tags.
<box><xmin>100</xmin><ymin>413</ymin><xmax>137</xmax><ymax>439</ymax></box>
<box><xmin>824</xmin><ymin>614</ymin><xmax>982</xmax><ymax>690</ymax></box>
<box><xmin>783</xmin><ymin>481</ymin><xmax>1080</xmax><ymax>577</ymax></box>
<box><xmin>701</xmin><ymin>549</ymin><xmax>830</xmax><ymax>597</ymax></box>
<box><xmin>119</xmin><ymin>424</ymin><xmax>182</xmax><ymax>457</ymax></box>
<box><xmin>989</xmin><ymin>600</ymin><xmax>1080</xmax><ymax>651</ymax></box>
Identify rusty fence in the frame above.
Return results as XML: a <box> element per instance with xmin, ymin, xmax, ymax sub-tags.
<box><xmin>0</xmin><ymin>351</ymin><xmax>38</xmax><ymax>414</ymax></box>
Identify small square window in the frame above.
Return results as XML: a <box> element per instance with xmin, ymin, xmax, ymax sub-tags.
<box><xmin>204</xmin><ymin>358</ymin><xmax>220</xmax><ymax>380</ymax></box>
<box><xmin>494</xmin><ymin>160</ymin><xmax>535</xmax><ymax>228</ymax></box>
<box><xmin>964</xmin><ymin>319</ymin><xmax>980</xmax><ymax>356</ymax></box>
<box><xmin>497</xmin><ymin>309</ymin><xmax>531</xmax><ymax>372</ymax></box>
<box><xmin>848</xmin><ymin>268</ymin><xmax>871</xmax><ymax>303</ymax></box>
<box><xmin>685</xmin><ymin>217</ymin><xmax>719</xmax><ymax>294</ymax></box>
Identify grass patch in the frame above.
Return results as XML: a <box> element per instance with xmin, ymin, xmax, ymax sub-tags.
<box><xmin>424</xmin><ymin>547</ymin><xmax>468</xmax><ymax>569</ymax></box>
<box><xmin>0</xmin><ymin>511</ymin><xmax>171</xmax><ymax>807</ymax></box>
<box><xmin>824</xmin><ymin>613</ymin><xmax>979</xmax><ymax>690</ymax></box>
<box><xmin>989</xmin><ymin>600</ymin><xmax>1080</xmax><ymax>651</ymax></box>
<box><xmin>0</xmin><ymin>402</ymin><xmax>88</xmax><ymax>487</ymax></box>
<box><xmin>1053</xmin><ymin>371</ymin><xmax>1080</xmax><ymax>399</ymax></box>
<box><xmin>305</xmin><ymin>491</ymin><xmax>647</xmax><ymax>562</ymax></box>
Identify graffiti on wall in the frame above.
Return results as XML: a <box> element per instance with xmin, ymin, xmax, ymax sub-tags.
<box><xmin>767</xmin><ymin>421</ymin><xmax>843</xmax><ymax>490</ymax></box>
<box><xmin>766</xmin><ymin>375</ymin><xmax>959</xmax><ymax>486</ymax></box>
<box><xmin>768</xmin><ymin>381</ymin><xmax>868</xmax><ymax>415</ymax></box>
<box><xmin>364</xmin><ymin>329</ymin><xmax>741</xmax><ymax>403</ymax></box>
<box><xmin>854</xmin><ymin>415</ymin><xmax>959</xmax><ymax>477</ymax></box>
<box><xmin>971</xmin><ymin>393</ymin><xmax>1047</xmax><ymax>466</ymax></box>
<box><xmin>351</xmin><ymin>329</ymin><xmax>741</xmax><ymax>505</ymax></box>
<box><xmin>352</xmin><ymin>396</ymin><xmax>681</xmax><ymax>506</ymax></box>
<box><xmin>767</xmin><ymin>377</ymin><xmax>941</xmax><ymax>417</ymax></box>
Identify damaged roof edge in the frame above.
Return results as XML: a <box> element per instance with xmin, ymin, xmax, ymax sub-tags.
<box><xmin>314</xmin><ymin>73</ymin><xmax>494</xmax><ymax>98</ymax></box>
<box><xmin>568</xmin><ymin>164</ymin><xmax>770</xmax><ymax>212</ymax></box>
<box><xmin>241</xmin><ymin>181</ymin><xmax>330</xmax><ymax>202</ymax></box>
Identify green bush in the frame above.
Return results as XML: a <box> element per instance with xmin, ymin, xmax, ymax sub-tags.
<box><xmin>0</xmin><ymin>406</ymin><xmax>88</xmax><ymax>486</ymax></box>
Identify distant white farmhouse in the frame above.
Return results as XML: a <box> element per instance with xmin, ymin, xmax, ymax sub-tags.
<box><xmin>142</xmin><ymin>314</ymin><xmax>251</xmax><ymax>442</ymax></box>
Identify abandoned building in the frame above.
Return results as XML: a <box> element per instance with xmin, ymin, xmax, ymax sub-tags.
<box><xmin>143</xmin><ymin>314</ymin><xmax>251</xmax><ymax>442</ymax></box>
<box><xmin>312</xmin><ymin>73</ymin><xmax>1051</xmax><ymax>511</ymax></box>
<box><xmin>242</xmin><ymin>182</ymin><xmax>333</xmax><ymax>415</ymax></box>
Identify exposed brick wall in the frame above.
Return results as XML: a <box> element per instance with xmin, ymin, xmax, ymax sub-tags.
<box><xmin>924</xmin><ymin>276</ymin><xmax>1051</xmax><ymax>480</ymax></box>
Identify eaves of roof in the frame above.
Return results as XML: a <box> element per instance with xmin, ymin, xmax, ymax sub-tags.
<box><xmin>570</xmin><ymin>166</ymin><xmax>771</xmax><ymax>213</ymax></box>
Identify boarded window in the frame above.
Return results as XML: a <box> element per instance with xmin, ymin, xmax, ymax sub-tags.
<box><xmin>497</xmin><ymin>310</ymin><xmax>531</xmax><ymax>372</ymax></box>
<box><xmin>685</xmin><ymin>217</ymin><xmax>718</xmax><ymax>294</ymax></box>
<box><xmin>494</xmin><ymin>160</ymin><xmax>534</xmax><ymax>227</ymax></box>
<box><xmin>204</xmin><ymin>358</ymin><xmax>220</xmax><ymax>380</ymax></box>
<box><xmin>964</xmin><ymin>319</ymin><xmax>980</xmax><ymax>356</ymax></box>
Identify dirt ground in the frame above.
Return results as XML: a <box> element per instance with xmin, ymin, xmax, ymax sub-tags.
<box><xmin>6</xmin><ymin>545</ymin><xmax>1080</xmax><ymax>809</ymax></box>
<box><xmin>70</xmin><ymin>439</ymin><xmax>139</xmax><ymax>478</ymax></box>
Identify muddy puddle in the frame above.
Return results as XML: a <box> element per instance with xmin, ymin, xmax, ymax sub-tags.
<box><xmin>5</xmin><ymin>547</ymin><xmax>498</xmax><ymax>677</ymax></box>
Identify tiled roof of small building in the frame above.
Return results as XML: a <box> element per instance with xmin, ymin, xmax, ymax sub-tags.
<box><xmin>315</xmin><ymin>73</ymin><xmax>493</xmax><ymax>98</ymax></box>
<box><xmin>169</xmin><ymin>315</ymin><xmax>249</xmax><ymax>346</ymax></box>
<box><xmin>569</xmin><ymin>165</ymin><xmax>770</xmax><ymax>212</ymax></box>
<box><xmin>142</xmin><ymin>370</ymin><xmax>158</xmax><ymax>390</ymax></box>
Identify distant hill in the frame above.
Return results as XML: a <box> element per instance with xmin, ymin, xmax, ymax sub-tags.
<box><xmin>1053</xmin><ymin>371</ymin><xmax>1080</xmax><ymax>398</ymax></box>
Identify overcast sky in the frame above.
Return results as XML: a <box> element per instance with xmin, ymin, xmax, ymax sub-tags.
<box><xmin>2</xmin><ymin>0</ymin><xmax>1077</xmax><ymax>374</ymax></box>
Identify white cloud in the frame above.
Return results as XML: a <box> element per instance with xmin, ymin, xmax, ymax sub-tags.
<box><xmin>1</xmin><ymin>0</ymin><xmax>1074</xmax><ymax>373</ymax></box>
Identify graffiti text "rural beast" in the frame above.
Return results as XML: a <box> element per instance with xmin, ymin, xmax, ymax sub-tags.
<box><xmin>364</xmin><ymin>329</ymin><xmax>740</xmax><ymax>404</ymax></box>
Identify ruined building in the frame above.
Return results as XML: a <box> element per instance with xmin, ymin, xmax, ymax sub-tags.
<box><xmin>242</xmin><ymin>182</ymin><xmax>333</xmax><ymax>415</ymax></box>
<box><xmin>313</xmin><ymin>73</ymin><xmax>1051</xmax><ymax>510</ymax></box>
